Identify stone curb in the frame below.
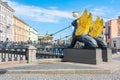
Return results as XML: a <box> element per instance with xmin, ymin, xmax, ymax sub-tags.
<box><xmin>0</xmin><ymin>60</ymin><xmax>120</xmax><ymax>74</ymax></box>
<box><xmin>0</xmin><ymin>68</ymin><xmax>118</xmax><ymax>74</ymax></box>
<box><xmin>0</xmin><ymin>57</ymin><xmax>120</xmax><ymax>74</ymax></box>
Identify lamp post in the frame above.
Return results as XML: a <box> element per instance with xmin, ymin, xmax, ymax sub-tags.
<box><xmin>72</xmin><ymin>11</ymin><xmax>80</xmax><ymax>19</ymax></box>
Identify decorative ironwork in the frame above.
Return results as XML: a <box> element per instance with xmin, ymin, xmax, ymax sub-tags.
<box><xmin>36</xmin><ymin>48</ymin><xmax>64</xmax><ymax>59</ymax></box>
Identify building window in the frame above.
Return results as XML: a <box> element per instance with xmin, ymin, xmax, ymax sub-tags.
<box><xmin>107</xmin><ymin>43</ymin><xmax>110</xmax><ymax>48</ymax></box>
<box><xmin>108</xmin><ymin>26</ymin><xmax>111</xmax><ymax>39</ymax></box>
<box><xmin>113</xmin><ymin>40</ymin><xmax>116</xmax><ymax>47</ymax></box>
<box><xmin>0</xmin><ymin>6</ymin><xmax>1</xmax><ymax>12</ymax></box>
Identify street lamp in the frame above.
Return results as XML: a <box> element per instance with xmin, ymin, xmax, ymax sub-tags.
<box><xmin>72</xmin><ymin>11</ymin><xmax>80</xmax><ymax>19</ymax></box>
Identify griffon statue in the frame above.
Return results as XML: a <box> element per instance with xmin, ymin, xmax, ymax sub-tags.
<box><xmin>70</xmin><ymin>9</ymin><xmax>107</xmax><ymax>49</ymax></box>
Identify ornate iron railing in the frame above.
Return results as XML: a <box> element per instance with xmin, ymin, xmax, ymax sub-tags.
<box><xmin>36</xmin><ymin>48</ymin><xmax>64</xmax><ymax>59</ymax></box>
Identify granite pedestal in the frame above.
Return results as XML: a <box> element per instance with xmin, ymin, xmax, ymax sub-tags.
<box><xmin>63</xmin><ymin>49</ymin><xmax>102</xmax><ymax>64</ymax></box>
<box><xmin>102</xmin><ymin>48</ymin><xmax>112</xmax><ymax>62</ymax></box>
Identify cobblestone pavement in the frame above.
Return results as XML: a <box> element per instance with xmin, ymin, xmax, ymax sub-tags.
<box><xmin>0</xmin><ymin>71</ymin><xmax>120</xmax><ymax>80</ymax></box>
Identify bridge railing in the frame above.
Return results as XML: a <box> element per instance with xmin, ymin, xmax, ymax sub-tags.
<box><xmin>36</xmin><ymin>47</ymin><xmax>64</xmax><ymax>59</ymax></box>
<box><xmin>0</xmin><ymin>40</ymin><xmax>84</xmax><ymax>63</ymax></box>
<box><xmin>0</xmin><ymin>48</ymin><xmax>27</xmax><ymax>64</ymax></box>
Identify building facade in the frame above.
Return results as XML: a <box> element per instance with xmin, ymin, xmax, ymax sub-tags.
<box><xmin>28</xmin><ymin>27</ymin><xmax>38</xmax><ymax>44</ymax></box>
<box><xmin>111</xmin><ymin>36</ymin><xmax>120</xmax><ymax>49</ymax></box>
<box><xmin>0</xmin><ymin>1</ymin><xmax>14</xmax><ymax>41</ymax></box>
<box><xmin>105</xmin><ymin>16</ymin><xmax>120</xmax><ymax>47</ymax></box>
<box><xmin>13</xmin><ymin>16</ymin><xmax>29</xmax><ymax>42</ymax></box>
<box><xmin>38</xmin><ymin>34</ymin><xmax>53</xmax><ymax>44</ymax></box>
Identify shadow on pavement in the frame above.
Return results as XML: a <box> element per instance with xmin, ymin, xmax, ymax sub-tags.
<box><xmin>0</xmin><ymin>69</ymin><xmax>7</xmax><ymax>74</ymax></box>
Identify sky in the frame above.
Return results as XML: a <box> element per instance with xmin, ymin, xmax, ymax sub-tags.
<box><xmin>2</xmin><ymin>0</ymin><xmax>120</xmax><ymax>40</ymax></box>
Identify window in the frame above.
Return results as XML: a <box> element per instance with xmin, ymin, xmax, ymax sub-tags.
<box><xmin>0</xmin><ymin>6</ymin><xmax>1</xmax><ymax>12</ymax></box>
<box><xmin>113</xmin><ymin>40</ymin><xmax>116</xmax><ymax>47</ymax></box>
<box><xmin>108</xmin><ymin>26</ymin><xmax>111</xmax><ymax>39</ymax></box>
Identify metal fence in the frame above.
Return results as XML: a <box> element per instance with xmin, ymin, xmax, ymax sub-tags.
<box><xmin>33</xmin><ymin>40</ymin><xmax>68</xmax><ymax>59</ymax></box>
<box><xmin>36</xmin><ymin>48</ymin><xmax>64</xmax><ymax>59</ymax></box>
<box><xmin>0</xmin><ymin>40</ymin><xmax>84</xmax><ymax>61</ymax></box>
<box><xmin>35</xmin><ymin>40</ymin><xmax>85</xmax><ymax>59</ymax></box>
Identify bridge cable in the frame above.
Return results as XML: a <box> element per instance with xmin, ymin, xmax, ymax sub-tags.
<box><xmin>50</xmin><ymin>25</ymin><xmax>72</xmax><ymax>36</ymax></box>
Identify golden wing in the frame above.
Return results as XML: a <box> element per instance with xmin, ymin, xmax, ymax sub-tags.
<box><xmin>89</xmin><ymin>17</ymin><xmax>100</xmax><ymax>37</ymax></box>
<box><xmin>96</xmin><ymin>18</ymin><xmax>104</xmax><ymax>37</ymax></box>
<box><xmin>84</xmin><ymin>13</ymin><xmax>92</xmax><ymax>34</ymax></box>
<box><xmin>75</xmin><ymin>9</ymin><xmax>88</xmax><ymax>36</ymax></box>
<box><xmin>77</xmin><ymin>9</ymin><xmax>88</xmax><ymax>20</ymax></box>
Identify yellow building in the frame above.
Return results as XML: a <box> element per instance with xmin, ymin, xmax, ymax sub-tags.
<box><xmin>13</xmin><ymin>16</ymin><xmax>29</xmax><ymax>42</ymax></box>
